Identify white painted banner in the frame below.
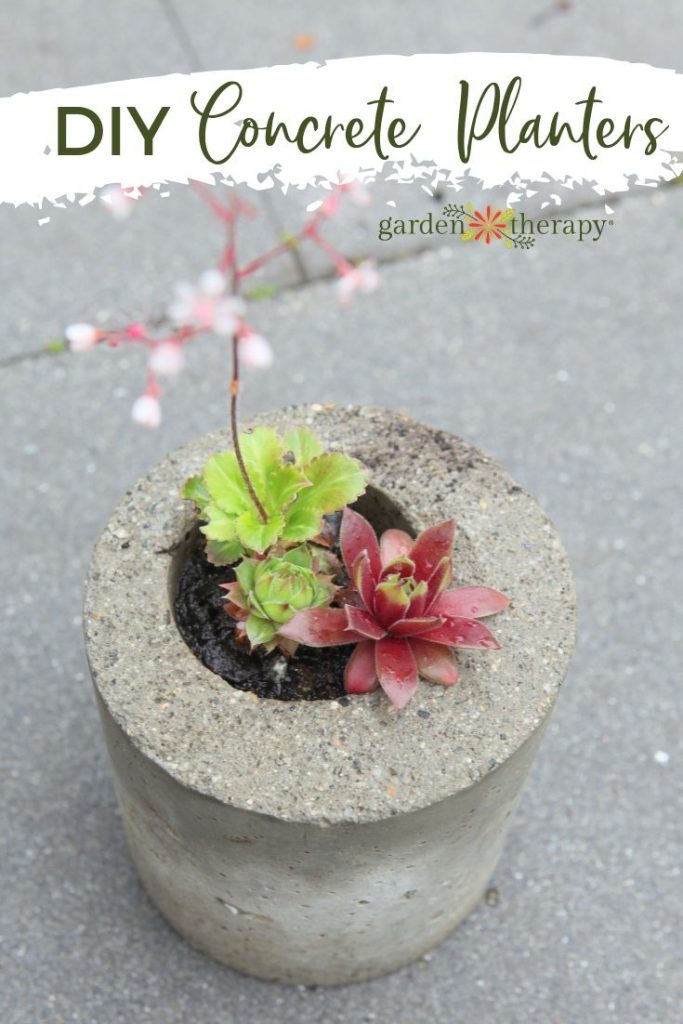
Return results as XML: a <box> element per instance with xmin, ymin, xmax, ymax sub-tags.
<box><xmin>0</xmin><ymin>53</ymin><xmax>681</xmax><ymax>208</ymax></box>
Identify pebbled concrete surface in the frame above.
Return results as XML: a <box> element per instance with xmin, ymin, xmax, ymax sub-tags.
<box><xmin>1</xmin><ymin>3</ymin><xmax>682</xmax><ymax>1023</ymax></box>
<box><xmin>85</xmin><ymin>406</ymin><xmax>575</xmax><ymax>822</ymax></box>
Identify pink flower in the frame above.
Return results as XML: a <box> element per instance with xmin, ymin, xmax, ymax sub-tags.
<box><xmin>336</xmin><ymin>260</ymin><xmax>380</xmax><ymax>305</ymax></box>
<box><xmin>148</xmin><ymin>341</ymin><xmax>185</xmax><ymax>377</ymax></box>
<box><xmin>131</xmin><ymin>393</ymin><xmax>161</xmax><ymax>428</ymax></box>
<box><xmin>238</xmin><ymin>330</ymin><xmax>273</xmax><ymax>368</ymax></box>
<box><xmin>65</xmin><ymin>322</ymin><xmax>100</xmax><ymax>352</ymax></box>
<box><xmin>168</xmin><ymin>270</ymin><xmax>244</xmax><ymax>336</ymax></box>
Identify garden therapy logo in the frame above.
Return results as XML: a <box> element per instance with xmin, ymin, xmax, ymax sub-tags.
<box><xmin>378</xmin><ymin>203</ymin><xmax>614</xmax><ymax>248</ymax></box>
<box><xmin>445</xmin><ymin>203</ymin><xmax>534</xmax><ymax>248</ymax></box>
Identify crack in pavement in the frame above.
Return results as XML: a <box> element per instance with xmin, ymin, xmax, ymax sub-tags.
<box><xmin>155</xmin><ymin>0</ymin><xmax>310</xmax><ymax>286</ymax></box>
<box><xmin>0</xmin><ymin>183</ymin><xmax>661</xmax><ymax>371</ymax></box>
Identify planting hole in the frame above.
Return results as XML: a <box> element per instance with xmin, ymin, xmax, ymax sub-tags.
<box><xmin>171</xmin><ymin>485</ymin><xmax>413</xmax><ymax>701</ymax></box>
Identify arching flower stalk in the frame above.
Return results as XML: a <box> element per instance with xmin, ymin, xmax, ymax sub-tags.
<box><xmin>65</xmin><ymin>179</ymin><xmax>379</xmax><ymax>521</ymax></box>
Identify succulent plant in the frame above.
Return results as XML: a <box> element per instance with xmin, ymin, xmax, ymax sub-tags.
<box><xmin>221</xmin><ymin>544</ymin><xmax>339</xmax><ymax>651</ymax></box>
<box><xmin>279</xmin><ymin>507</ymin><xmax>509</xmax><ymax>708</ymax></box>
<box><xmin>183</xmin><ymin>427</ymin><xmax>366</xmax><ymax>564</ymax></box>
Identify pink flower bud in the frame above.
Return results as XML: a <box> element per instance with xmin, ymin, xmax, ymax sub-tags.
<box><xmin>167</xmin><ymin>273</ymin><xmax>243</xmax><ymax>335</ymax></box>
<box><xmin>319</xmin><ymin>194</ymin><xmax>341</xmax><ymax>217</ymax></box>
<box><xmin>65</xmin><ymin>322</ymin><xmax>99</xmax><ymax>352</ymax></box>
<box><xmin>336</xmin><ymin>261</ymin><xmax>380</xmax><ymax>305</ymax></box>
<box><xmin>239</xmin><ymin>331</ymin><xmax>273</xmax><ymax>368</ymax></box>
<box><xmin>212</xmin><ymin>300</ymin><xmax>242</xmax><ymax>337</ymax></box>
<box><xmin>131</xmin><ymin>393</ymin><xmax>161</xmax><ymax>428</ymax></box>
<box><xmin>199</xmin><ymin>268</ymin><xmax>226</xmax><ymax>296</ymax></box>
<box><xmin>148</xmin><ymin>341</ymin><xmax>185</xmax><ymax>377</ymax></box>
<box><xmin>126</xmin><ymin>322</ymin><xmax>147</xmax><ymax>340</ymax></box>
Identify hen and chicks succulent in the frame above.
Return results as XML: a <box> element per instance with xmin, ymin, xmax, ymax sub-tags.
<box><xmin>184</xmin><ymin>427</ymin><xmax>508</xmax><ymax>708</ymax></box>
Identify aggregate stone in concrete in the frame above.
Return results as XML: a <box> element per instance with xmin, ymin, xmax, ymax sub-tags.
<box><xmin>1</xmin><ymin>180</ymin><xmax>682</xmax><ymax>1017</ymax></box>
<box><xmin>85</xmin><ymin>405</ymin><xmax>575</xmax><ymax>823</ymax></box>
<box><xmin>83</xmin><ymin>404</ymin><xmax>575</xmax><ymax>983</ymax></box>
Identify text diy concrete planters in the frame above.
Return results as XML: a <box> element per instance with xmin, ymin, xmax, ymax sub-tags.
<box><xmin>84</xmin><ymin>405</ymin><xmax>575</xmax><ymax>985</ymax></box>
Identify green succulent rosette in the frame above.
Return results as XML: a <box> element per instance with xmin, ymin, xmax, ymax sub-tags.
<box><xmin>223</xmin><ymin>544</ymin><xmax>338</xmax><ymax>649</ymax></box>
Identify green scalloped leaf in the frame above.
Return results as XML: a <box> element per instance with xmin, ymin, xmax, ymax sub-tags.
<box><xmin>240</xmin><ymin>428</ymin><xmax>309</xmax><ymax>514</ymax></box>
<box><xmin>201</xmin><ymin>505</ymin><xmax>239</xmax><ymax>542</ymax></box>
<box><xmin>303</xmin><ymin>453</ymin><xmax>367</xmax><ymax>514</ymax></box>
<box><xmin>280</xmin><ymin>506</ymin><xmax>326</xmax><ymax>543</ymax></box>
<box><xmin>281</xmin><ymin>453</ymin><xmax>366</xmax><ymax>542</ymax></box>
<box><xmin>182</xmin><ymin>474</ymin><xmax>211</xmax><ymax>513</ymax></box>
<box><xmin>185</xmin><ymin>429</ymin><xmax>366</xmax><ymax>560</ymax></box>
<box><xmin>236</xmin><ymin>509</ymin><xmax>285</xmax><ymax>554</ymax></box>
<box><xmin>205</xmin><ymin>537</ymin><xmax>243</xmax><ymax>565</ymax></box>
<box><xmin>204</xmin><ymin>452</ymin><xmax>253</xmax><ymax>515</ymax></box>
<box><xmin>283</xmin><ymin>428</ymin><xmax>323</xmax><ymax>467</ymax></box>
<box><xmin>267</xmin><ymin>462</ymin><xmax>310</xmax><ymax>515</ymax></box>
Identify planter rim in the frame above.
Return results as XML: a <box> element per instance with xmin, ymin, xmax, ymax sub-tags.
<box><xmin>84</xmin><ymin>404</ymin><xmax>576</xmax><ymax>824</ymax></box>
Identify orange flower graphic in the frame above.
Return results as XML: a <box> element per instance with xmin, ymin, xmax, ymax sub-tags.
<box><xmin>466</xmin><ymin>205</ymin><xmax>509</xmax><ymax>244</ymax></box>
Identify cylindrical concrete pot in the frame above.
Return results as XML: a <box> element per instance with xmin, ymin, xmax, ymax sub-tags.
<box><xmin>85</xmin><ymin>405</ymin><xmax>575</xmax><ymax>986</ymax></box>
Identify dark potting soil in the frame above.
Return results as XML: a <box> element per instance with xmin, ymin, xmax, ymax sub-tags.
<box><xmin>174</xmin><ymin>524</ymin><xmax>353</xmax><ymax>702</ymax></box>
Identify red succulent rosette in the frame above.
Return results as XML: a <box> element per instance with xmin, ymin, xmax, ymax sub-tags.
<box><xmin>280</xmin><ymin>507</ymin><xmax>509</xmax><ymax>708</ymax></box>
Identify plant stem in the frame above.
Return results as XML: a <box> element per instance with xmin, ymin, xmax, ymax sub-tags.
<box><xmin>236</xmin><ymin>235</ymin><xmax>300</xmax><ymax>280</ymax></box>
<box><xmin>235</xmin><ymin>208</ymin><xmax>340</xmax><ymax>280</ymax></box>
<box><xmin>307</xmin><ymin>225</ymin><xmax>353</xmax><ymax>275</ymax></box>
<box><xmin>226</xmin><ymin>209</ymin><xmax>268</xmax><ymax>523</ymax></box>
<box><xmin>229</xmin><ymin>334</ymin><xmax>268</xmax><ymax>522</ymax></box>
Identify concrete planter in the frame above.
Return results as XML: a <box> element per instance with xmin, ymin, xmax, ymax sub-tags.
<box><xmin>84</xmin><ymin>405</ymin><xmax>575</xmax><ymax>985</ymax></box>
